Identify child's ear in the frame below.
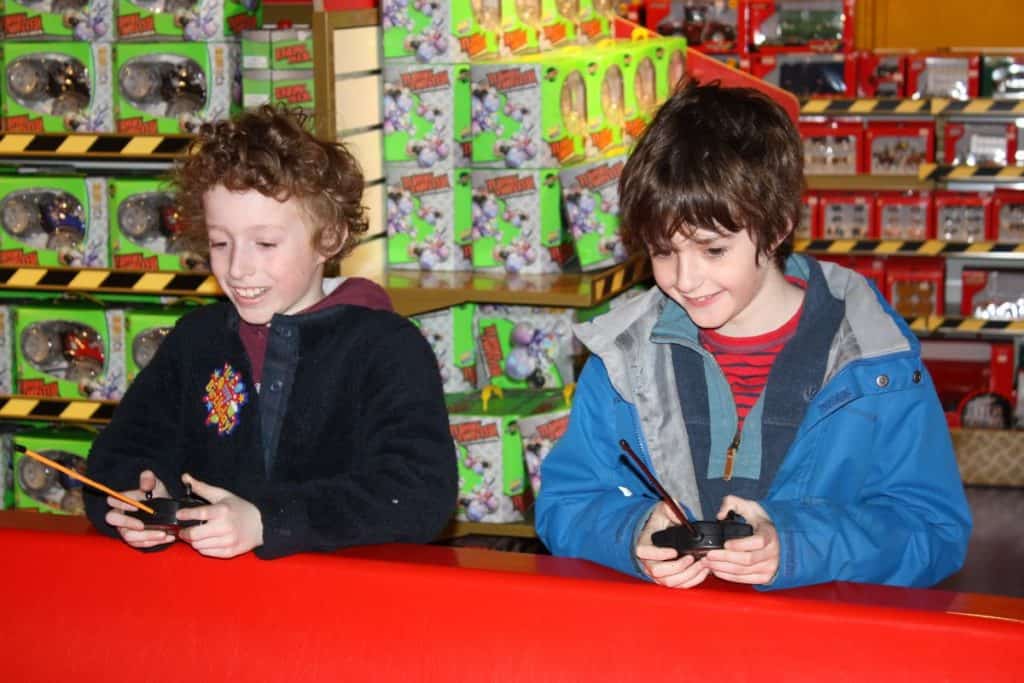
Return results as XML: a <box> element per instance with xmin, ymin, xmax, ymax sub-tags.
<box><xmin>317</xmin><ymin>224</ymin><xmax>347</xmax><ymax>260</ymax></box>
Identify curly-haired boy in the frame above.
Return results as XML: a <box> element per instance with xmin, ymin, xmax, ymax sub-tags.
<box><xmin>86</xmin><ymin>106</ymin><xmax>458</xmax><ymax>559</ymax></box>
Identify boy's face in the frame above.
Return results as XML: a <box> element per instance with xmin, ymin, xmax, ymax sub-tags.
<box><xmin>204</xmin><ymin>185</ymin><xmax>330</xmax><ymax>325</ymax></box>
<box><xmin>650</xmin><ymin>226</ymin><xmax>780</xmax><ymax>337</ymax></box>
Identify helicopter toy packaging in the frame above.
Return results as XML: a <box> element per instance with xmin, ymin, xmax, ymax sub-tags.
<box><xmin>124</xmin><ymin>306</ymin><xmax>184</xmax><ymax>383</ymax></box>
<box><xmin>115</xmin><ymin>0</ymin><xmax>261</xmax><ymax>41</ymax></box>
<box><xmin>109</xmin><ymin>177</ymin><xmax>208</xmax><ymax>272</ymax></box>
<box><xmin>114</xmin><ymin>41</ymin><xmax>240</xmax><ymax>134</ymax></box>
<box><xmin>1</xmin><ymin>42</ymin><xmax>114</xmax><ymax>133</ymax></box>
<box><xmin>386</xmin><ymin>166</ymin><xmax>472</xmax><ymax>271</ymax></box>
<box><xmin>383</xmin><ymin>63</ymin><xmax>470</xmax><ymax>168</ymax></box>
<box><xmin>12</xmin><ymin>301</ymin><xmax>127</xmax><ymax>400</ymax></box>
<box><xmin>2</xmin><ymin>0</ymin><xmax>113</xmax><ymax>40</ymax></box>
<box><xmin>0</xmin><ymin>307</ymin><xmax>13</xmax><ymax>396</ymax></box>
<box><xmin>12</xmin><ymin>426</ymin><xmax>96</xmax><ymax>516</ymax></box>
<box><xmin>0</xmin><ymin>176</ymin><xmax>109</xmax><ymax>268</ymax></box>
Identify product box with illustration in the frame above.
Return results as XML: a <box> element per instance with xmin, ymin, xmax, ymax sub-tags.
<box><xmin>474</xmin><ymin>304</ymin><xmax>575</xmax><ymax>390</ymax></box>
<box><xmin>885</xmin><ymin>257</ymin><xmax>944</xmax><ymax>318</ymax></box>
<box><xmin>0</xmin><ymin>306</ymin><xmax>13</xmax><ymax>395</ymax></box>
<box><xmin>961</xmin><ymin>268</ymin><xmax>1024</xmax><ymax>320</ymax></box>
<box><xmin>819</xmin><ymin>191</ymin><xmax>874</xmax><ymax>240</ymax></box>
<box><xmin>384</xmin><ymin>63</ymin><xmax>470</xmax><ymax>168</ymax></box>
<box><xmin>748</xmin><ymin>52</ymin><xmax>855</xmax><ymax>97</ymax></box>
<box><xmin>644</xmin><ymin>36</ymin><xmax>687</xmax><ymax>106</ymax></box>
<box><xmin>0</xmin><ymin>176</ymin><xmax>108</xmax><ymax>268</ymax></box>
<box><xmin>799</xmin><ymin>119</ymin><xmax>863</xmax><ymax>175</ymax></box>
<box><xmin>646</xmin><ymin>0</ymin><xmax>738</xmax><ymax>54</ymax></box>
<box><xmin>856</xmin><ymin>51</ymin><xmax>907</xmax><ymax>97</ymax></box>
<box><xmin>242</xmin><ymin>69</ymin><xmax>315</xmax><ymax>114</ymax></box>
<box><xmin>116</xmin><ymin>0</ymin><xmax>260</xmax><ymax>41</ymax></box>
<box><xmin>499</xmin><ymin>0</ymin><xmax>578</xmax><ymax>56</ymax></box>
<box><xmin>124</xmin><ymin>306</ymin><xmax>186</xmax><ymax>384</ymax></box>
<box><xmin>517</xmin><ymin>389</ymin><xmax>571</xmax><ymax>497</ymax></box>
<box><xmin>382</xmin><ymin>0</ymin><xmax>499</xmax><ymax>63</ymax></box>
<box><xmin>864</xmin><ymin>120</ymin><xmax>934</xmax><ymax>176</ymax></box>
<box><xmin>410</xmin><ymin>303</ymin><xmax>477</xmax><ymax>393</ymax></box>
<box><xmin>2</xmin><ymin>0</ymin><xmax>113</xmax><ymax>41</ymax></box>
<box><xmin>242</xmin><ymin>24</ymin><xmax>314</xmax><ymax>70</ymax></box>
<box><xmin>1</xmin><ymin>42</ymin><xmax>113</xmax><ymax>132</ymax></box>
<box><xmin>470</xmin><ymin>168</ymin><xmax>569</xmax><ymax>274</ymax></box>
<box><xmin>12</xmin><ymin>426</ymin><xmax>95</xmax><ymax>515</ymax></box>
<box><xmin>446</xmin><ymin>389</ymin><xmax>534</xmax><ymax>523</ymax></box>
<box><xmin>599</xmin><ymin>40</ymin><xmax>661</xmax><ymax>145</ymax></box>
<box><xmin>875</xmin><ymin>190</ymin><xmax>932</xmax><ymax>241</ymax></box>
<box><xmin>386</xmin><ymin>166</ymin><xmax>472</xmax><ymax>271</ymax></box>
<box><xmin>13</xmin><ymin>301</ymin><xmax>126</xmax><ymax>400</ymax></box>
<box><xmin>114</xmin><ymin>41</ymin><xmax>240</xmax><ymax>134</ymax></box>
<box><xmin>471</xmin><ymin>54</ymin><xmax>588</xmax><ymax>169</ymax></box>
<box><xmin>921</xmin><ymin>340</ymin><xmax>1015</xmax><ymax>429</ymax></box>
<box><xmin>944</xmin><ymin>121</ymin><xmax>1017</xmax><ymax>167</ymax></box>
<box><xmin>559</xmin><ymin>152</ymin><xmax>626</xmax><ymax>271</ymax></box>
<box><xmin>742</xmin><ymin>0</ymin><xmax>855</xmax><ymax>53</ymax></box>
<box><xmin>934</xmin><ymin>190</ymin><xmax>992</xmax><ymax>243</ymax></box>
<box><xmin>906</xmin><ymin>54</ymin><xmax>979</xmax><ymax>100</ymax></box>
<box><xmin>109</xmin><ymin>177</ymin><xmax>208</xmax><ymax>272</ymax></box>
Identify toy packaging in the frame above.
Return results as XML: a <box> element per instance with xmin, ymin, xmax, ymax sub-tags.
<box><xmin>558</xmin><ymin>152</ymin><xmax>626</xmax><ymax>270</ymax></box>
<box><xmin>856</xmin><ymin>51</ymin><xmax>906</xmax><ymax>97</ymax></box>
<box><xmin>474</xmin><ymin>304</ymin><xmax>574</xmax><ymax>390</ymax></box>
<box><xmin>2</xmin><ymin>0</ymin><xmax>113</xmax><ymax>40</ymax></box>
<box><xmin>606</xmin><ymin>41</ymin><xmax>660</xmax><ymax>145</ymax></box>
<box><xmin>382</xmin><ymin>0</ymin><xmax>500</xmax><ymax>63</ymax></box>
<box><xmin>1</xmin><ymin>42</ymin><xmax>114</xmax><ymax>133</ymax></box>
<box><xmin>410</xmin><ymin>303</ymin><xmax>477</xmax><ymax>392</ymax></box>
<box><xmin>13</xmin><ymin>301</ymin><xmax>126</xmax><ymax>400</ymax></box>
<box><xmin>446</xmin><ymin>390</ymin><xmax>532</xmax><ymax>523</ymax></box>
<box><xmin>648</xmin><ymin>0</ymin><xmax>737</xmax><ymax>54</ymax></box>
<box><xmin>471</xmin><ymin>55</ymin><xmax>588</xmax><ymax>169</ymax></box>
<box><xmin>819</xmin><ymin>191</ymin><xmax>873</xmax><ymax>239</ymax></box>
<box><xmin>921</xmin><ymin>339</ymin><xmax>1015</xmax><ymax>428</ymax></box>
<box><xmin>961</xmin><ymin>268</ymin><xmax>1024</xmax><ymax>320</ymax></box>
<box><xmin>114</xmin><ymin>41</ymin><xmax>240</xmax><ymax>134</ymax></box>
<box><xmin>935</xmin><ymin>190</ymin><xmax>991</xmax><ymax>243</ymax></box>
<box><xmin>115</xmin><ymin>0</ymin><xmax>261</xmax><ymax>41</ymax></box>
<box><xmin>517</xmin><ymin>389</ymin><xmax>571</xmax><ymax>496</ymax></box>
<box><xmin>384</xmin><ymin>63</ymin><xmax>471</xmax><ymax>169</ymax></box>
<box><xmin>992</xmin><ymin>190</ymin><xmax>1024</xmax><ymax>243</ymax></box>
<box><xmin>386</xmin><ymin>166</ymin><xmax>472</xmax><ymax>271</ymax></box>
<box><xmin>742</xmin><ymin>0</ymin><xmax>855</xmax><ymax>53</ymax></box>
<box><xmin>885</xmin><ymin>257</ymin><xmax>944</xmax><ymax>318</ymax></box>
<box><xmin>269</xmin><ymin>69</ymin><xmax>315</xmax><ymax>113</ymax></box>
<box><xmin>109</xmin><ymin>177</ymin><xmax>208</xmax><ymax>272</ymax></box>
<box><xmin>470</xmin><ymin>168</ymin><xmax>569</xmax><ymax>274</ymax></box>
<box><xmin>748</xmin><ymin>53</ymin><xmax>854</xmax><ymax>97</ymax></box>
<box><xmin>944</xmin><ymin>121</ymin><xmax>1016</xmax><ymax>167</ymax></box>
<box><xmin>0</xmin><ymin>305</ymin><xmax>13</xmax><ymax>394</ymax></box>
<box><xmin>797</xmin><ymin>192</ymin><xmax>819</xmax><ymax>239</ymax></box>
<box><xmin>0</xmin><ymin>428</ymin><xmax>16</xmax><ymax>510</ymax></box>
<box><xmin>906</xmin><ymin>54</ymin><xmax>979</xmax><ymax>100</ymax></box>
<box><xmin>575</xmin><ymin>0</ymin><xmax>614</xmax><ymax>44</ymax></box>
<box><xmin>980</xmin><ymin>54</ymin><xmax>1024</xmax><ymax>99</ymax></box>
<box><xmin>0</xmin><ymin>176</ymin><xmax>108</xmax><ymax>268</ymax></box>
<box><xmin>12</xmin><ymin>426</ymin><xmax>96</xmax><ymax>515</ymax></box>
<box><xmin>875</xmin><ymin>191</ymin><xmax>932</xmax><ymax>241</ymax></box>
<box><xmin>581</xmin><ymin>49</ymin><xmax>625</xmax><ymax>156</ymax></box>
<box><xmin>647</xmin><ymin>37</ymin><xmax>687</xmax><ymax>105</ymax></box>
<box><xmin>799</xmin><ymin>119</ymin><xmax>862</xmax><ymax>175</ymax></box>
<box><xmin>498</xmin><ymin>0</ymin><xmax>577</xmax><ymax>56</ymax></box>
<box><xmin>124</xmin><ymin>306</ymin><xmax>184</xmax><ymax>383</ymax></box>
<box><xmin>864</xmin><ymin>120</ymin><xmax>934</xmax><ymax>176</ymax></box>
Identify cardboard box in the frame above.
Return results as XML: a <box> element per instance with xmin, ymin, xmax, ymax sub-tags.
<box><xmin>743</xmin><ymin>0</ymin><xmax>855</xmax><ymax>53</ymax></box>
<box><xmin>382</xmin><ymin>0</ymin><xmax>499</xmax><ymax>63</ymax></box>
<box><xmin>386</xmin><ymin>166</ymin><xmax>472</xmax><ymax>271</ymax></box>
<box><xmin>116</xmin><ymin>0</ymin><xmax>260</xmax><ymax>41</ymax></box>
<box><xmin>799</xmin><ymin>119</ymin><xmax>863</xmax><ymax>175</ymax></box>
<box><xmin>819</xmin><ymin>191</ymin><xmax>874</xmax><ymax>239</ymax></box>
<box><xmin>875</xmin><ymin>190</ymin><xmax>933</xmax><ymax>241</ymax></box>
<box><xmin>864</xmin><ymin>120</ymin><xmax>934</xmax><ymax>175</ymax></box>
<box><xmin>109</xmin><ymin>177</ymin><xmax>208</xmax><ymax>272</ymax></box>
<box><xmin>906</xmin><ymin>54</ymin><xmax>980</xmax><ymax>100</ymax></box>
<box><xmin>12</xmin><ymin>426</ymin><xmax>96</xmax><ymax>515</ymax></box>
<box><xmin>934</xmin><ymin>190</ymin><xmax>992</xmax><ymax>243</ymax></box>
<box><xmin>559</xmin><ymin>152</ymin><xmax>627</xmax><ymax>271</ymax></box>
<box><xmin>383</xmin><ymin>63</ymin><xmax>470</xmax><ymax>169</ymax></box>
<box><xmin>410</xmin><ymin>303</ymin><xmax>478</xmax><ymax>392</ymax></box>
<box><xmin>2</xmin><ymin>0</ymin><xmax>114</xmax><ymax>40</ymax></box>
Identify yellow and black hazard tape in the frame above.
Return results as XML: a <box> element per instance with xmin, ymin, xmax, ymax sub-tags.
<box><xmin>905</xmin><ymin>315</ymin><xmax>1024</xmax><ymax>336</ymax></box>
<box><xmin>796</xmin><ymin>238</ymin><xmax>1024</xmax><ymax>256</ymax></box>
<box><xmin>920</xmin><ymin>163</ymin><xmax>1024</xmax><ymax>183</ymax></box>
<box><xmin>0</xmin><ymin>395</ymin><xmax>115</xmax><ymax>424</ymax></box>
<box><xmin>589</xmin><ymin>254</ymin><xmax>652</xmax><ymax>303</ymax></box>
<box><xmin>0</xmin><ymin>132</ymin><xmax>193</xmax><ymax>158</ymax></box>
<box><xmin>932</xmin><ymin>98</ymin><xmax>1024</xmax><ymax>116</ymax></box>
<box><xmin>800</xmin><ymin>98</ymin><xmax>932</xmax><ymax>117</ymax></box>
<box><xmin>0</xmin><ymin>265</ymin><xmax>222</xmax><ymax>296</ymax></box>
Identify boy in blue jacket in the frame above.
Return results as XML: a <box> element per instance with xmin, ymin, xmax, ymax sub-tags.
<box><xmin>535</xmin><ymin>80</ymin><xmax>971</xmax><ymax>590</ymax></box>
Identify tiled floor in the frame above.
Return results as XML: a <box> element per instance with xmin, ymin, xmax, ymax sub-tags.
<box><xmin>936</xmin><ymin>486</ymin><xmax>1024</xmax><ymax>598</ymax></box>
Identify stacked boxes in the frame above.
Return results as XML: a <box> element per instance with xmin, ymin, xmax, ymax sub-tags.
<box><xmin>241</xmin><ymin>24</ymin><xmax>315</xmax><ymax>115</ymax></box>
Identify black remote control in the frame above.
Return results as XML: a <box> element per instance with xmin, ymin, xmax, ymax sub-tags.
<box><xmin>651</xmin><ymin>511</ymin><xmax>754</xmax><ymax>558</ymax></box>
<box><xmin>126</xmin><ymin>491</ymin><xmax>209</xmax><ymax>531</ymax></box>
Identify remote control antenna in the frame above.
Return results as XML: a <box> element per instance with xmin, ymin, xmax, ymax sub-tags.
<box><xmin>619</xmin><ymin>439</ymin><xmax>698</xmax><ymax>537</ymax></box>
<box><xmin>13</xmin><ymin>443</ymin><xmax>155</xmax><ymax>516</ymax></box>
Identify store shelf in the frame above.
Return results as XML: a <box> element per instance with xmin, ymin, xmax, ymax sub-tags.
<box><xmin>921</xmin><ymin>163</ymin><xmax>1024</xmax><ymax>187</ymax></box>
<box><xmin>805</xmin><ymin>174</ymin><xmax>934</xmax><ymax>191</ymax></box>
<box><xmin>0</xmin><ymin>132</ymin><xmax>193</xmax><ymax>173</ymax></box>
<box><xmin>0</xmin><ymin>394</ymin><xmax>115</xmax><ymax>424</ymax></box>
<box><xmin>796</xmin><ymin>238</ymin><xmax>1024</xmax><ymax>258</ymax></box>
<box><xmin>438</xmin><ymin>520</ymin><xmax>538</xmax><ymax>540</ymax></box>
<box><xmin>800</xmin><ymin>97</ymin><xmax>933</xmax><ymax>118</ymax></box>
<box><xmin>932</xmin><ymin>98</ymin><xmax>1024</xmax><ymax>118</ymax></box>
<box><xmin>905</xmin><ymin>315</ymin><xmax>1024</xmax><ymax>338</ymax></box>
<box><xmin>0</xmin><ymin>265</ymin><xmax>220</xmax><ymax>297</ymax></box>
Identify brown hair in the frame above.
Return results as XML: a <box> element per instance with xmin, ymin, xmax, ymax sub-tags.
<box><xmin>170</xmin><ymin>106</ymin><xmax>369</xmax><ymax>267</ymax></box>
<box><xmin>619</xmin><ymin>79</ymin><xmax>803</xmax><ymax>270</ymax></box>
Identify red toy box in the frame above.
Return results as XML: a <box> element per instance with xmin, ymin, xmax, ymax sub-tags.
<box><xmin>875</xmin><ymin>191</ymin><xmax>933</xmax><ymax>241</ymax></box>
<box><xmin>863</xmin><ymin>120</ymin><xmax>935</xmax><ymax>175</ymax></box>
<box><xmin>742</xmin><ymin>0</ymin><xmax>855</xmax><ymax>53</ymax></box>
<box><xmin>819</xmin><ymin>191</ymin><xmax>875</xmax><ymax>239</ymax></box>
<box><xmin>921</xmin><ymin>339</ymin><xmax>1015</xmax><ymax>428</ymax></box>
<box><xmin>799</xmin><ymin>119</ymin><xmax>863</xmax><ymax>174</ymax></box>
<box><xmin>934</xmin><ymin>190</ymin><xmax>993</xmax><ymax>243</ymax></box>
<box><xmin>885</xmin><ymin>256</ymin><xmax>944</xmax><ymax>317</ymax></box>
<box><xmin>944</xmin><ymin>121</ymin><xmax>1017</xmax><ymax>166</ymax></box>
<box><xmin>855</xmin><ymin>51</ymin><xmax>908</xmax><ymax>97</ymax></box>
<box><xmin>906</xmin><ymin>54</ymin><xmax>980</xmax><ymax>100</ymax></box>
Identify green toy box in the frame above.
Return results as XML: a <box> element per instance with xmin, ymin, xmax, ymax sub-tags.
<box><xmin>116</xmin><ymin>0</ymin><xmax>260</xmax><ymax>41</ymax></box>
<box><xmin>647</xmin><ymin>36</ymin><xmax>687</xmax><ymax>106</ymax></box>
<box><xmin>559</xmin><ymin>151</ymin><xmax>627</xmax><ymax>270</ymax></box>
<box><xmin>242</xmin><ymin>25</ymin><xmax>314</xmax><ymax>70</ymax></box>
<box><xmin>12</xmin><ymin>426</ymin><xmax>95</xmax><ymax>515</ymax></box>
<box><xmin>242</xmin><ymin>68</ymin><xmax>272</xmax><ymax>108</ymax></box>
<box><xmin>471</xmin><ymin>53</ymin><xmax>588</xmax><ymax>168</ymax></box>
<box><xmin>576</xmin><ymin>0</ymin><xmax>613</xmax><ymax>43</ymax></box>
<box><xmin>0</xmin><ymin>176</ymin><xmax>108</xmax><ymax>268</ymax></box>
<box><xmin>581</xmin><ymin>48</ymin><xmax>625</xmax><ymax>156</ymax></box>
<box><xmin>410</xmin><ymin>303</ymin><xmax>477</xmax><ymax>393</ymax></box>
<box><xmin>109</xmin><ymin>177</ymin><xmax>208</xmax><ymax>272</ymax></box>
<box><xmin>382</xmin><ymin>0</ymin><xmax>499</xmax><ymax>63</ymax></box>
<box><xmin>384</xmin><ymin>62</ymin><xmax>471</xmax><ymax>168</ymax></box>
<box><xmin>517</xmin><ymin>389</ymin><xmax>571</xmax><ymax>496</ymax></box>
<box><xmin>2</xmin><ymin>0</ymin><xmax>113</xmax><ymax>40</ymax></box>
<box><xmin>1</xmin><ymin>42</ymin><xmax>114</xmax><ymax>132</ymax></box>
<box><xmin>446</xmin><ymin>389</ymin><xmax>534</xmax><ymax>523</ymax></box>
<box><xmin>13</xmin><ymin>301</ymin><xmax>126</xmax><ymax>400</ymax></box>
<box><xmin>474</xmin><ymin>304</ymin><xmax>574</xmax><ymax>390</ymax></box>
<box><xmin>470</xmin><ymin>168</ymin><xmax>568</xmax><ymax>274</ymax></box>
<box><xmin>598</xmin><ymin>39</ymin><xmax>660</xmax><ymax>145</ymax></box>
<box><xmin>498</xmin><ymin>0</ymin><xmax>577</xmax><ymax>56</ymax></box>
<box><xmin>125</xmin><ymin>306</ymin><xmax>185</xmax><ymax>384</ymax></box>
<box><xmin>386</xmin><ymin>166</ymin><xmax>473</xmax><ymax>271</ymax></box>
<box><xmin>114</xmin><ymin>41</ymin><xmax>240</xmax><ymax>134</ymax></box>
<box><xmin>270</xmin><ymin>70</ymin><xmax>315</xmax><ymax>114</ymax></box>
<box><xmin>0</xmin><ymin>305</ymin><xmax>12</xmax><ymax>394</ymax></box>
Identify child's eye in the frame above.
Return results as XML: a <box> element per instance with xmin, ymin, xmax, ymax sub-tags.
<box><xmin>208</xmin><ymin>241</ymin><xmax>227</xmax><ymax>249</ymax></box>
<box><xmin>705</xmin><ymin>247</ymin><xmax>727</xmax><ymax>258</ymax></box>
<box><xmin>257</xmin><ymin>242</ymin><xmax>278</xmax><ymax>249</ymax></box>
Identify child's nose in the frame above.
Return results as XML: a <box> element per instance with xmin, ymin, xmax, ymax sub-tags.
<box><xmin>674</xmin><ymin>251</ymin><xmax>704</xmax><ymax>293</ymax></box>
<box><xmin>228</xmin><ymin>245</ymin><xmax>251</xmax><ymax>279</ymax></box>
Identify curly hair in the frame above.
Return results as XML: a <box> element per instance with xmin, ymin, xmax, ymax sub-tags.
<box><xmin>619</xmin><ymin>79</ymin><xmax>804</xmax><ymax>270</ymax></box>
<box><xmin>169</xmin><ymin>106</ymin><xmax>369</xmax><ymax>267</ymax></box>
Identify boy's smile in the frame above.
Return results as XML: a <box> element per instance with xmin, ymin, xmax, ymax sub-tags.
<box><xmin>651</xmin><ymin>228</ymin><xmax>803</xmax><ymax>337</ymax></box>
<box><xmin>204</xmin><ymin>185</ymin><xmax>329</xmax><ymax>325</ymax></box>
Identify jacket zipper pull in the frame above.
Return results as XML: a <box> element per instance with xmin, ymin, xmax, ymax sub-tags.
<box><xmin>723</xmin><ymin>430</ymin><xmax>741</xmax><ymax>481</ymax></box>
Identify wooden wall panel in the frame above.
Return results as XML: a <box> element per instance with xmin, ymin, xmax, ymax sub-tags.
<box><xmin>860</xmin><ymin>0</ymin><xmax>1024</xmax><ymax>50</ymax></box>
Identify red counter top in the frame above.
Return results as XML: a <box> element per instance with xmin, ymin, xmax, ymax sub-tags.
<box><xmin>1</xmin><ymin>511</ymin><xmax>1021</xmax><ymax>681</ymax></box>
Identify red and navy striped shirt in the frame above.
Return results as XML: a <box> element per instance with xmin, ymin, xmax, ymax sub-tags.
<box><xmin>699</xmin><ymin>290</ymin><xmax>805</xmax><ymax>429</ymax></box>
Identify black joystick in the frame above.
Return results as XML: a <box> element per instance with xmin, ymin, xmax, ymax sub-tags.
<box><xmin>126</xmin><ymin>486</ymin><xmax>209</xmax><ymax>531</ymax></box>
<box><xmin>619</xmin><ymin>439</ymin><xmax>754</xmax><ymax>558</ymax></box>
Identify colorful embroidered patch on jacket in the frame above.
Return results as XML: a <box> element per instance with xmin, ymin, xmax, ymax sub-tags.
<box><xmin>203</xmin><ymin>363</ymin><xmax>249</xmax><ymax>435</ymax></box>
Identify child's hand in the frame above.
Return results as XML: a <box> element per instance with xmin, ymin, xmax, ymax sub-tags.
<box><xmin>175</xmin><ymin>473</ymin><xmax>264</xmax><ymax>559</ymax></box>
<box><xmin>104</xmin><ymin>470</ymin><xmax>176</xmax><ymax>549</ymax></box>
<box><xmin>704</xmin><ymin>495</ymin><xmax>780</xmax><ymax>586</ymax></box>
<box><xmin>635</xmin><ymin>501</ymin><xmax>711</xmax><ymax>589</ymax></box>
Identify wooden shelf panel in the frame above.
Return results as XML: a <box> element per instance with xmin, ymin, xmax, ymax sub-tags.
<box><xmin>0</xmin><ymin>265</ymin><xmax>220</xmax><ymax>297</ymax></box>
<box><xmin>439</xmin><ymin>520</ymin><xmax>538</xmax><ymax>540</ymax></box>
<box><xmin>805</xmin><ymin>174</ymin><xmax>934</xmax><ymax>191</ymax></box>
